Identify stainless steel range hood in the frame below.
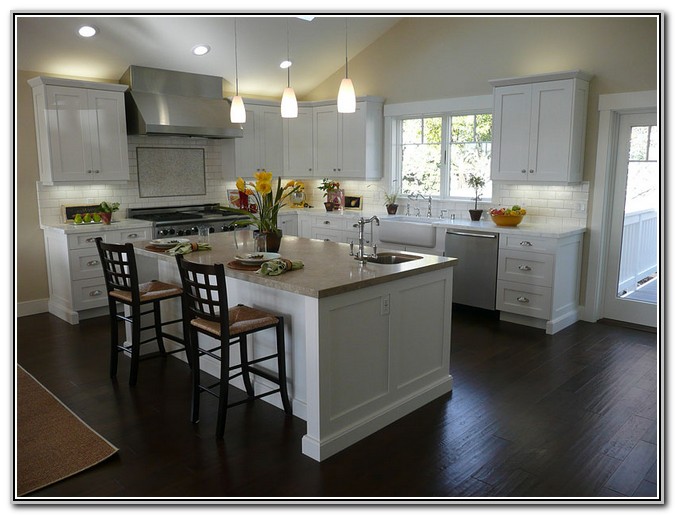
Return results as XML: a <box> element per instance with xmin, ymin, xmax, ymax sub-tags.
<box><xmin>119</xmin><ymin>65</ymin><xmax>243</xmax><ymax>139</ymax></box>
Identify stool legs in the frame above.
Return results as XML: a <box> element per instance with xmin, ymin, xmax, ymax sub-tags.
<box><xmin>216</xmin><ymin>334</ymin><xmax>231</xmax><ymax>439</ymax></box>
<box><xmin>153</xmin><ymin>301</ymin><xmax>167</xmax><ymax>355</ymax></box>
<box><xmin>129</xmin><ymin>304</ymin><xmax>142</xmax><ymax>386</ymax></box>
<box><xmin>239</xmin><ymin>335</ymin><xmax>255</xmax><ymax>397</ymax></box>
<box><xmin>108</xmin><ymin>300</ymin><xmax>119</xmax><ymax>379</ymax></box>
<box><xmin>189</xmin><ymin>326</ymin><xmax>201</xmax><ymax>424</ymax></box>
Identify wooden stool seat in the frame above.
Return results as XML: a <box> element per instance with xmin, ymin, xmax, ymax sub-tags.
<box><xmin>109</xmin><ymin>280</ymin><xmax>183</xmax><ymax>304</ymax></box>
<box><xmin>191</xmin><ymin>305</ymin><xmax>279</xmax><ymax>338</ymax></box>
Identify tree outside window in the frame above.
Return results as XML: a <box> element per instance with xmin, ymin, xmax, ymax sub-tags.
<box><xmin>397</xmin><ymin>113</ymin><xmax>492</xmax><ymax>199</ymax></box>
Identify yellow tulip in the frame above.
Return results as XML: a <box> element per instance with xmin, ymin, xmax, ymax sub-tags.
<box><xmin>256</xmin><ymin>180</ymin><xmax>272</xmax><ymax>195</ymax></box>
<box><xmin>236</xmin><ymin>177</ymin><xmax>246</xmax><ymax>192</ymax></box>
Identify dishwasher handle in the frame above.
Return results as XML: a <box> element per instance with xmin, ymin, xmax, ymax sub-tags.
<box><xmin>447</xmin><ymin>231</ymin><xmax>498</xmax><ymax>239</ymax></box>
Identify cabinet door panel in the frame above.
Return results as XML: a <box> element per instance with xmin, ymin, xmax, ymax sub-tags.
<box><xmin>314</xmin><ymin>106</ymin><xmax>340</xmax><ymax>175</ymax></box>
<box><xmin>340</xmin><ymin>105</ymin><xmax>367</xmax><ymax>177</ymax></box>
<box><xmin>45</xmin><ymin>86</ymin><xmax>91</xmax><ymax>181</ymax></box>
<box><xmin>284</xmin><ymin>107</ymin><xmax>314</xmax><ymax>177</ymax></box>
<box><xmin>234</xmin><ymin>106</ymin><xmax>258</xmax><ymax>176</ymax></box>
<box><xmin>88</xmin><ymin>90</ymin><xmax>130</xmax><ymax>180</ymax></box>
<box><xmin>491</xmin><ymin>85</ymin><xmax>531</xmax><ymax>180</ymax></box>
<box><xmin>259</xmin><ymin>107</ymin><xmax>284</xmax><ymax>172</ymax></box>
<box><xmin>529</xmin><ymin>80</ymin><xmax>573</xmax><ymax>182</ymax></box>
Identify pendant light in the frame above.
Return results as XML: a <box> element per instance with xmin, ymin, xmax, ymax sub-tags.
<box><xmin>337</xmin><ymin>19</ymin><xmax>356</xmax><ymax>113</ymax></box>
<box><xmin>230</xmin><ymin>18</ymin><xmax>246</xmax><ymax>124</ymax></box>
<box><xmin>280</xmin><ymin>20</ymin><xmax>298</xmax><ymax>118</ymax></box>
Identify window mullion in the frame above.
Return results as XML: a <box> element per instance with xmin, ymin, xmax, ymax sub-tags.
<box><xmin>440</xmin><ymin>116</ymin><xmax>451</xmax><ymax>198</ymax></box>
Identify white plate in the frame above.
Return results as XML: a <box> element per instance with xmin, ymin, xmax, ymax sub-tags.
<box><xmin>150</xmin><ymin>238</ymin><xmax>190</xmax><ymax>248</ymax></box>
<box><xmin>234</xmin><ymin>252</ymin><xmax>281</xmax><ymax>265</ymax></box>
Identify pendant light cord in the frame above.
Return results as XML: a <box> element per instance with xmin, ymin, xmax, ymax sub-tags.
<box><xmin>344</xmin><ymin>19</ymin><xmax>349</xmax><ymax>78</ymax></box>
<box><xmin>287</xmin><ymin>19</ymin><xmax>291</xmax><ymax>88</ymax></box>
<box><xmin>234</xmin><ymin>19</ymin><xmax>239</xmax><ymax>95</ymax></box>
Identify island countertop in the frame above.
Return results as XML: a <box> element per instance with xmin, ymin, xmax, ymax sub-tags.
<box><xmin>134</xmin><ymin>231</ymin><xmax>457</xmax><ymax>299</ymax></box>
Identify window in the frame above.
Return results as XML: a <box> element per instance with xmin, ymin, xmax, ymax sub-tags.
<box><xmin>396</xmin><ymin>113</ymin><xmax>492</xmax><ymax>200</ymax></box>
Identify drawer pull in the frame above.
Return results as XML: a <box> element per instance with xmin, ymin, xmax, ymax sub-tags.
<box><xmin>126</xmin><ymin>233</ymin><xmax>139</xmax><ymax>239</ymax></box>
<box><xmin>323</xmin><ymin>220</ymin><xmax>330</xmax><ymax>225</ymax></box>
<box><xmin>521</xmin><ymin>169</ymin><xmax>527</xmax><ymax>174</ymax></box>
<box><xmin>85</xmin><ymin>237</ymin><xmax>97</xmax><ymax>243</ymax></box>
<box><xmin>86</xmin><ymin>260</ymin><xmax>100</xmax><ymax>266</ymax></box>
<box><xmin>519</xmin><ymin>241</ymin><xmax>533</xmax><ymax>247</ymax></box>
<box><xmin>518</xmin><ymin>265</ymin><xmax>532</xmax><ymax>271</ymax></box>
<box><xmin>516</xmin><ymin>296</ymin><xmax>530</xmax><ymax>303</ymax></box>
<box><xmin>89</xmin><ymin>290</ymin><xmax>103</xmax><ymax>297</ymax></box>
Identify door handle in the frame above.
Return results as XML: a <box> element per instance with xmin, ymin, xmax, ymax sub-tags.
<box><xmin>518</xmin><ymin>265</ymin><xmax>532</xmax><ymax>271</ymax></box>
<box><xmin>516</xmin><ymin>296</ymin><xmax>530</xmax><ymax>303</ymax></box>
<box><xmin>448</xmin><ymin>231</ymin><xmax>497</xmax><ymax>239</ymax></box>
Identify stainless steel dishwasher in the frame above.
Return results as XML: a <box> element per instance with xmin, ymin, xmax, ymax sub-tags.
<box><xmin>445</xmin><ymin>229</ymin><xmax>499</xmax><ymax>310</ymax></box>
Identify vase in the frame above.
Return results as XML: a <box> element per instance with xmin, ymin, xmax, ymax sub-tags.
<box><xmin>469</xmin><ymin>209</ymin><xmax>483</xmax><ymax>221</ymax></box>
<box><xmin>386</xmin><ymin>204</ymin><xmax>399</xmax><ymax>215</ymax></box>
<box><xmin>99</xmin><ymin>212</ymin><xmax>112</xmax><ymax>225</ymax></box>
<box><xmin>326</xmin><ymin>189</ymin><xmax>345</xmax><ymax>210</ymax></box>
<box><xmin>257</xmin><ymin>230</ymin><xmax>283</xmax><ymax>253</ymax></box>
<box><xmin>324</xmin><ymin>202</ymin><xmax>334</xmax><ymax>212</ymax></box>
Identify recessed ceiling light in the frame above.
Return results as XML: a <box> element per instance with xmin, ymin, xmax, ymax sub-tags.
<box><xmin>192</xmin><ymin>44</ymin><xmax>211</xmax><ymax>56</ymax></box>
<box><xmin>280</xmin><ymin>60</ymin><xmax>292</xmax><ymax>69</ymax></box>
<box><xmin>77</xmin><ymin>25</ymin><xmax>98</xmax><ymax>38</ymax></box>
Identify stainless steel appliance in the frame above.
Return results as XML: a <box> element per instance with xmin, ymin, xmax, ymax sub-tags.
<box><xmin>445</xmin><ymin>229</ymin><xmax>499</xmax><ymax>310</ymax></box>
<box><xmin>128</xmin><ymin>204</ymin><xmax>248</xmax><ymax>239</ymax></box>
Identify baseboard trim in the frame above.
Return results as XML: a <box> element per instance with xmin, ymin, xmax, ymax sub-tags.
<box><xmin>16</xmin><ymin>299</ymin><xmax>49</xmax><ymax>317</ymax></box>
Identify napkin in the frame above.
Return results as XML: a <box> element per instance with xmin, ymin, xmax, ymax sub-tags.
<box><xmin>166</xmin><ymin>242</ymin><xmax>212</xmax><ymax>255</ymax></box>
<box><xmin>257</xmin><ymin>258</ymin><xmax>304</xmax><ymax>276</ymax></box>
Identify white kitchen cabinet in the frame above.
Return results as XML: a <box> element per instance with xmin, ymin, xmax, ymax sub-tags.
<box><xmin>283</xmin><ymin>107</ymin><xmax>314</xmax><ymax>178</ymax></box>
<box><xmin>29</xmin><ymin>76</ymin><xmax>130</xmax><ymax>185</ymax></box>
<box><xmin>234</xmin><ymin>102</ymin><xmax>284</xmax><ymax>177</ymax></box>
<box><xmin>277</xmin><ymin>212</ymin><xmax>299</xmax><ymax>237</ymax></box>
<box><xmin>496</xmin><ymin>232</ymin><xmax>583</xmax><ymax>334</ymax></box>
<box><xmin>313</xmin><ymin>98</ymin><xmax>384</xmax><ymax>180</ymax></box>
<box><xmin>42</xmin><ymin>222</ymin><xmax>152</xmax><ymax>324</ymax></box>
<box><xmin>490</xmin><ymin>71</ymin><xmax>591</xmax><ymax>183</ymax></box>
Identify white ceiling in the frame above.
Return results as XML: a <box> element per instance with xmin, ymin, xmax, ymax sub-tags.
<box><xmin>15</xmin><ymin>14</ymin><xmax>402</xmax><ymax>98</ymax></box>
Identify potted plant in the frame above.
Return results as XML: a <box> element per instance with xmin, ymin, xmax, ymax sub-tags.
<box><xmin>369</xmin><ymin>181</ymin><xmax>400</xmax><ymax>214</ymax></box>
<box><xmin>318</xmin><ymin>179</ymin><xmax>342</xmax><ymax>211</ymax></box>
<box><xmin>222</xmin><ymin>173</ymin><xmax>302</xmax><ymax>252</ymax></box>
<box><xmin>466</xmin><ymin>173</ymin><xmax>486</xmax><ymax>221</ymax></box>
<box><xmin>98</xmin><ymin>201</ymin><xmax>119</xmax><ymax>225</ymax></box>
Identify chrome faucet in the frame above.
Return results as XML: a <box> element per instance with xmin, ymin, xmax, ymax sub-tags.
<box><xmin>350</xmin><ymin>216</ymin><xmax>379</xmax><ymax>262</ymax></box>
<box><xmin>439</xmin><ymin>209</ymin><xmax>448</xmax><ymax>219</ymax></box>
<box><xmin>414</xmin><ymin>207</ymin><xmax>421</xmax><ymax>217</ymax></box>
<box><xmin>426</xmin><ymin>196</ymin><xmax>433</xmax><ymax>217</ymax></box>
<box><xmin>405</xmin><ymin>203</ymin><xmax>410</xmax><ymax>216</ymax></box>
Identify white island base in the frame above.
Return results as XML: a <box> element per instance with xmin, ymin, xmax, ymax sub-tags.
<box><xmin>137</xmin><ymin>235</ymin><xmax>455</xmax><ymax>462</ymax></box>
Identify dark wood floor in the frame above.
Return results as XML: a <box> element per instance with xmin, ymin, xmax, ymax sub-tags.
<box><xmin>15</xmin><ymin>306</ymin><xmax>661</xmax><ymax>502</ymax></box>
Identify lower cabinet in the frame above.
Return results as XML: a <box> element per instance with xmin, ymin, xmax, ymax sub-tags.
<box><xmin>43</xmin><ymin>223</ymin><xmax>152</xmax><ymax>324</ymax></box>
<box><xmin>496</xmin><ymin>232</ymin><xmax>583</xmax><ymax>334</ymax></box>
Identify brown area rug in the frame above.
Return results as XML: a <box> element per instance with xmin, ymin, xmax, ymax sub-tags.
<box><xmin>16</xmin><ymin>365</ymin><xmax>118</xmax><ymax>496</ymax></box>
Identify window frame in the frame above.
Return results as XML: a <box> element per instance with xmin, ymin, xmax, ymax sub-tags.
<box><xmin>394</xmin><ymin>110</ymin><xmax>493</xmax><ymax>200</ymax></box>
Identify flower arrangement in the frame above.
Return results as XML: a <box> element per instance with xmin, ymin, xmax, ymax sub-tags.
<box><xmin>225</xmin><ymin>172</ymin><xmax>302</xmax><ymax>235</ymax></box>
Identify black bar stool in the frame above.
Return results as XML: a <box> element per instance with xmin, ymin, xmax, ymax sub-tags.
<box><xmin>174</xmin><ymin>254</ymin><xmax>292</xmax><ymax>439</ymax></box>
<box><xmin>95</xmin><ymin>238</ymin><xmax>188</xmax><ymax>386</ymax></box>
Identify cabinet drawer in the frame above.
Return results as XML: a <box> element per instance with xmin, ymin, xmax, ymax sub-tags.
<box><xmin>312</xmin><ymin>217</ymin><xmax>347</xmax><ymax>230</ymax></box>
<box><xmin>69</xmin><ymin>248</ymin><xmax>104</xmax><ymax>281</ymax></box>
<box><xmin>312</xmin><ymin>228</ymin><xmax>345</xmax><ymax>242</ymax></box>
<box><xmin>116</xmin><ymin>228</ymin><xmax>151</xmax><ymax>242</ymax></box>
<box><xmin>498</xmin><ymin>249</ymin><xmax>554</xmax><ymax>287</ymax></box>
<box><xmin>68</xmin><ymin>232</ymin><xmax>109</xmax><ymax>250</ymax></box>
<box><xmin>72</xmin><ymin>278</ymin><xmax>108</xmax><ymax>310</ymax></box>
<box><xmin>500</xmin><ymin>234</ymin><xmax>556</xmax><ymax>253</ymax></box>
<box><xmin>497</xmin><ymin>280</ymin><xmax>551</xmax><ymax>319</ymax></box>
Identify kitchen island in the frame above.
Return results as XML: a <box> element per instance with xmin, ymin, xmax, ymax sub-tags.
<box><xmin>133</xmin><ymin>231</ymin><xmax>457</xmax><ymax>461</ymax></box>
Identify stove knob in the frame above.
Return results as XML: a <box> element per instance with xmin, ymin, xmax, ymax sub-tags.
<box><xmin>177</xmin><ymin>230</ymin><xmax>185</xmax><ymax>236</ymax></box>
<box><xmin>209</xmin><ymin>226</ymin><xmax>215</xmax><ymax>233</ymax></box>
<box><xmin>168</xmin><ymin>228</ymin><xmax>176</xmax><ymax>235</ymax></box>
<box><xmin>158</xmin><ymin>229</ymin><xmax>169</xmax><ymax>236</ymax></box>
<box><xmin>190</xmin><ymin>227</ymin><xmax>199</xmax><ymax>235</ymax></box>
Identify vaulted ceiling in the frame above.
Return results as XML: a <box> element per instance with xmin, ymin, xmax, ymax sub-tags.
<box><xmin>15</xmin><ymin>14</ymin><xmax>402</xmax><ymax>98</ymax></box>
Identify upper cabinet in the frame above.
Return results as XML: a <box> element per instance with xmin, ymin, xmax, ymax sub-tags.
<box><xmin>283</xmin><ymin>106</ymin><xmax>314</xmax><ymax>178</ymax></box>
<box><xmin>313</xmin><ymin>98</ymin><xmax>384</xmax><ymax>180</ymax></box>
<box><xmin>234</xmin><ymin>102</ymin><xmax>284</xmax><ymax>178</ymax></box>
<box><xmin>29</xmin><ymin>77</ymin><xmax>130</xmax><ymax>185</ymax></box>
<box><xmin>490</xmin><ymin>71</ymin><xmax>592</xmax><ymax>183</ymax></box>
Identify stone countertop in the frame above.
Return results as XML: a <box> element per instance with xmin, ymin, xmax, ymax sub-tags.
<box><xmin>41</xmin><ymin>218</ymin><xmax>153</xmax><ymax>234</ymax></box>
<box><xmin>134</xmin><ymin>231</ymin><xmax>457</xmax><ymax>299</ymax></box>
<box><xmin>284</xmin><ymin>208</ymin><xmax>586</xmax><ymax>239</ymax></box>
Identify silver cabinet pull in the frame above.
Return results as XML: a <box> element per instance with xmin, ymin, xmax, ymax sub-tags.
<box><xmin>518</xmin><ymin>265</ymin><xmax>532</xmax><ymax>271</ymax></box>
<box><xmin>89</xmin><ymin>290</ymin><xmax>103</xmax><ymax>297</ymax></box>
<box><xmin>521</xmin><ymin>169</ymin><xmax>527</xmax><ymax>174</ymax></box>
<box><xmin>323</xmin><ymin>220</ymin><xmax>330</xmax><ymax>225</ymax></box>
<box><xmin>94</xmin><ymin>170</ymin><xmax>100</xmax><ymax>174</ymax></box>
<box><xmin>87</xmin><ymin>170</ymin><xmax>93</xmax><ymax>174</ymax></box>
<box><xmin>529</xmin><ymin>169</ymin><xmax>534</xmax><ymax>174</ymax></box>
<box><xmin>85</xmin><ymin>237</ymin><xmax>97</xmax><ymax>242</ymax></box>
<box><xmin>126</xmin><ymin>233</ymin><xmax>138</xmax><ymax>239</ymax></box>
<box><xmin>86</xmin><ymin>259</ymin><xmax>100</xmax><ymax>266</ymax></box>
<box><xmin>519</xmin><ymin>241</ymin><xmax>533</xmax><ymax>247</ymax></box>
<box><xmin>516</xmin><ymin>296</ymin><xmax>530</xmax><ymax>303</ymax></box>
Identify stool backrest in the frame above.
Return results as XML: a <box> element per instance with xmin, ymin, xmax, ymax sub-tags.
<box><xmin>175</xmin><ymin>255</ymin><xmax>230</xmax><ymax>332</ymax></box>
<box><xmin>95</xmin><ymin>238</ymin><xmax>140</xmax><ymax>302</ymax></box>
